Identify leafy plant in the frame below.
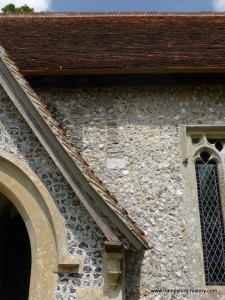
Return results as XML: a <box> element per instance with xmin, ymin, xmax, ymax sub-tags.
<box><xmin>1</xmin><ymin>3</ymin><xmax>34</xmax><ymax>13</ymax></box>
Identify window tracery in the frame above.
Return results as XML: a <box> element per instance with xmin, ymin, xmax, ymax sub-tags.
<box><xmin>190</xmin><ymin>132</ymin><xmax>225</xmax><ymax>285</ymax></box>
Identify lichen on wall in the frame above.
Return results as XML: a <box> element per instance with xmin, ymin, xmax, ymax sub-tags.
<box><xmin>39</xmin><ymin>84</ymin><xmax>225</xmax><ymax>299</ymax></box>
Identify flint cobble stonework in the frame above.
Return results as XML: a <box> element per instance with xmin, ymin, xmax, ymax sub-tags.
<box><xmin>0</xmin><ymin>87</ymin><xmax>105</xmax><ymax>299</ymax></box>
<box><xmin>38</xmin><ymin>84</ymin><xmax>225</xmax><ymax>300</ymax></box>
<box><xmin>1</xmin><ymin>83</ymin><xmax>225</xmax><ymax>299</ymax></box>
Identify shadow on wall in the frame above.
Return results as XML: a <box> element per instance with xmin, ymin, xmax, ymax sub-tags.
<box><xmin>125</xmin><ymin>250</ymin><xmax>144</xmax><ymax>300</ymax></box>
<box><xmin>0</xmin><ymin>93</ymin><xmax>107</xmax><ymax>298</ymax></box>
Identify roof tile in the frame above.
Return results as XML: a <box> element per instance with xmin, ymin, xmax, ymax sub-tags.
<box><xmin>0</xmin><ymin>13</ymin><xmax>225</xmax><ymax>72</ymax></box>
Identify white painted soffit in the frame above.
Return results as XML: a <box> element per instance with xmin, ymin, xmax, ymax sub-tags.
<box><xmin>0</xmin><ymin>45</ymin><xmax>150</xmax><ymax>251</ymax></box>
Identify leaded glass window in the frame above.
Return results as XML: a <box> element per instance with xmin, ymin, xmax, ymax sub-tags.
<box><xmin>195</xmin><ymin>151</ymin><xmax>225</xmax><ymax>285</ymax></box>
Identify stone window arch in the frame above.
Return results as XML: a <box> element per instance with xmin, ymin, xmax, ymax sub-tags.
<box><xmin>181</xmin><ymin>126</ymin><xmax>225</xmax><ymax>290</ymax></box>
<box><xmin>0</xmin><ymin>151</ymin><xmax>78</xmax><ymax>299</ymax></box>
<box><xmin>194</xmin><ymin>147</ymin><xmax>225</xmax><ymax>285</ymax></box>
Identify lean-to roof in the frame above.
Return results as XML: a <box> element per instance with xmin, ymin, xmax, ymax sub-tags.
<box><xmin>0</xmin><ymin>45</ymin><xmax>150</xmax><ymax>251</ymax></box>
<box><xmin>0</xmin><ymin>12</ymin><xmax>225</xmax><ymax>74</ymax></box>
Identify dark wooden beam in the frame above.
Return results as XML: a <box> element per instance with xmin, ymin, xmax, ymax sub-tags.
<box><xmin>22</xmin><ymin>67</ymin><xmax>225</xmax><ymax>77</ymax></box>
<box><xmin>27</xmin><ymin>73</ymin><xmax>225</xmax><ymax>90</ymax></box>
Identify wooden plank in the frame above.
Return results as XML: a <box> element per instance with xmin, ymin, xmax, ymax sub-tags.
<box><xmin>22</xmin><ymin>67</ymin><xmax>225</xmax><ymax>77</ymax></box>
<box><xmin>0</xmin><ymin>54</ymin><xmax>148</xmax><ymax>250</ymax></box>
<box><xmin>0</xmin><ymin>58</ymin><xmax>120</xmax><ymax>243</ymax></box>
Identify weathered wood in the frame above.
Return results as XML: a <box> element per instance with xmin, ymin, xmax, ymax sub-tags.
<box><xmin>0</xmin><ymin>48</ymin><xmax>149</xmax><ymax>250</ymax></box>
<box><xmin>0</xmin><ymin>58</ymin><xmax>121</xmax><ymax>243</ymax></box>
<box><xmin>105</xmin><ymin>241</ymin><xmax>123</xmax><ymax>253</ymax></box>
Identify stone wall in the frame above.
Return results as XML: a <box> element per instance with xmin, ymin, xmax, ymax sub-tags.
<box><xmin>38</xmin><ymin>84</ymin><xmax>225</xmax><ymax>299</ymax></box>
<box><xmin>0</xmin><ymin>87</ymin><xmax>106</xmax><ymax>300</ymax></box>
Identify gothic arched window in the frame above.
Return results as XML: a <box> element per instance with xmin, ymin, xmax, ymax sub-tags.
<box><xmin>195</xmin><ymin>149</ymin><xmax>225</xmax><ymax>285</ymax></box>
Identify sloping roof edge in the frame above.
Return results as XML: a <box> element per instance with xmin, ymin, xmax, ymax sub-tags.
<box><xmin>0</xmin><ymin>45</ymin><xmax>150</xmax><ymax>251</ymax></box>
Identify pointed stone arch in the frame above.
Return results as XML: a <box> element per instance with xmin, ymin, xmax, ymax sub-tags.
<box><xmin>0</xmin><ymin>151</ymin><xmax>75</xmax><ymax>299</ymax></box>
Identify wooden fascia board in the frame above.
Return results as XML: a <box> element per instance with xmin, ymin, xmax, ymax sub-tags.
<box><xmin>0</xmin><ymin>55</ymin><xmax>147</xmax><ymax>251</ymax></box>
<box><xmin>21</xmin><ymin>67</ymin><xmax>225</xmax><ymax>76</ymax></box>
<box><xmin>0</xmin><ymin>58</ymin><xmax>119</xmax><ymax>243</ymax></box>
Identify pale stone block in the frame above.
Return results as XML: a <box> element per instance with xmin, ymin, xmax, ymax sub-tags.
<box><xmin>106</xmin><ymin>158</ymin><xmax>126</xmax><ymax>169</ymax></box>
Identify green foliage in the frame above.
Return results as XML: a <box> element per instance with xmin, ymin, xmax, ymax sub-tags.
<box><xmin>1</xmin><ymin>3</ymin><xmax>15</xmax><ymax>12</ymax></box>
<box><xmin>1</xmin><ymin>3</ymin><xmax>34</xmax><ymax>13</ymax></box>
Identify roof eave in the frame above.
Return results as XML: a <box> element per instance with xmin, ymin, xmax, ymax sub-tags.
<box><xmin>21</xmin><ymin>66</ymin><xmax>225</xmax><ymax>76</ymax></box>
